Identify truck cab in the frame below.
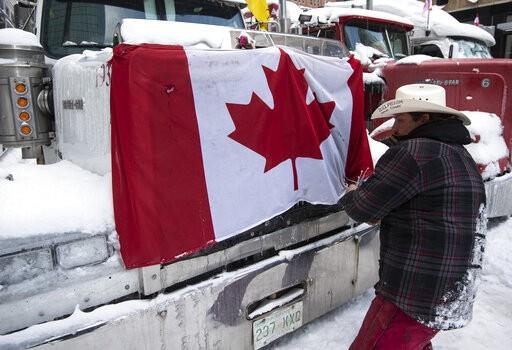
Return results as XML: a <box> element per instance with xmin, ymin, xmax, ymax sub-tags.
<box><xmin>299</xmin><ymin>7</ymin><xmax>412</xmax><ymax>61</ymax></box>
<box><xmin>36</xmin><ymin>0</ymin><xmax>246</xmax><ymax>61</ymax></box>
<box><xmin>297</xmin><ymin>7</ymin><xmax>413</xmax><ymax>122</ymax></box>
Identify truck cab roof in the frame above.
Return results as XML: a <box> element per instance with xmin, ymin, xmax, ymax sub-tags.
<box><xmin>303</xmin><ymin>7</ymin><xmax>414</xmax><ymax>30</ymax></box>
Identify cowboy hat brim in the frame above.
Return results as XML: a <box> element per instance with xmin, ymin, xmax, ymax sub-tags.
<box><xmin>371</xmin><ymin>98</ymin><xmax>471</xmax><ymax>126</ymax></box>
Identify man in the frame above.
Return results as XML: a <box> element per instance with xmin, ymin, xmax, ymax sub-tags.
<box><xmin>342</xmin><ymin>84</ymin><xmax>486</xmax><ymax>350</ymax></box>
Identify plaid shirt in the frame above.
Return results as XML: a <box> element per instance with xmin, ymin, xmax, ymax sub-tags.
<box><xmin>342</xmin><ymin>137</ymin><xmax>486</xmax><ymax>330</ymax></box>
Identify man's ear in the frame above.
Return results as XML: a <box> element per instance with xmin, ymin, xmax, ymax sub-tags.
<box><xmin>420</xmin><ymin>113</ymin><xmax>430</xmax><ymax>124</ymax></box>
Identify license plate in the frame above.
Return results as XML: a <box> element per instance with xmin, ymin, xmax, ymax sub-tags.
<box><xmin>252</xmin><ymin>301</ymin><xmax>303</xmax><ymax>349</ymax></box>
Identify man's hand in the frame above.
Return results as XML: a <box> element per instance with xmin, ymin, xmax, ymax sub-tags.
<box><xmin>346</xmin><ymin>184</ymin><xmax>358</xmax><ymax>193</ymax></box>
<box><xmin>367</xmin><ymin>219</ymin><xmax>381</xmax><ymax>226</ymax></box>
<box><xmin>344</xmin><ymin>184</ymin><xmax>379</xmax><ymax>225</ymax></box>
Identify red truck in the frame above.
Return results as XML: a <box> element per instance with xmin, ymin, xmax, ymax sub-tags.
<box><xmin>297</xmin><ymin>5</ymin><xmax>512</xmax><ymax>218</ymax></box>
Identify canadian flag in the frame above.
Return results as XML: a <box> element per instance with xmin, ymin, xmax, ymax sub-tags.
<box><xmin>110</xmin><ymin>44</ymin><xmax>373</xmax><ymax>268</ymax></box>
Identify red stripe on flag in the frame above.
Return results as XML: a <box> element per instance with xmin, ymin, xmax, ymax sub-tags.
<box><xmin>111</xmin><ymin>44</ymin><xmax>215</xmax><ymax>268</ymax></box>
<box><xmin>345</xmin><ymin>57</ymin><xmax>374</xmax><ymax>182</ymax></box>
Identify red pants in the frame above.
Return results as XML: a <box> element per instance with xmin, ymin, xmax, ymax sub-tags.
<box><xmin>349</xmin><ymin>295</ymin><xmax>439</xmax><ymax>350</ymax></box>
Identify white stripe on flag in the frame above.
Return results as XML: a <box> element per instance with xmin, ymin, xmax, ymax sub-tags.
<box><xmin>186</xmin><ymin>47</ymin><xmax>355</xmax><ymax>241</ymax></box>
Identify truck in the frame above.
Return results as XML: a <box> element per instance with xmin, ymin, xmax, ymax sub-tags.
<box><xmin>0</xmin><ymin>1</ymin><xmax>379</xmax><ymax>349</ymax></box>
<box><xmin>325</xmin><ymin>0</ymin><xmax>496</xmax><ymax>59</ymax></box>
<box><xmin>294</xmin><ymin>3</ymin><xmax>512</xmax><ymax>219</ymax></box>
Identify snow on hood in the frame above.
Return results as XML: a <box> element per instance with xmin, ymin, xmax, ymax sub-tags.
<box><xmin>395</xmin><ymin>54</ymin><xmax>440</xmax><ymax>65</ymax></box>
<box><xmin>0</xmin><ymin>150</ymin><xmax>114</xmax><ymax>239</ymax></box>
<box><xmin>302</xmin><ymin>6</ymin><xmax>413</xmax><ymax>27</ymax></box>
<box><xmin>326</xmin><ymin>0</ymin><xmax>495</xmax><ymax>47</ymax></box>
<box><xmin>350</xmin><ymin>42</ymin><xmax>393</xmax><ymax>79</ymax></box>
<box><xmin>0</xmin><ymin>28</ymin><xmax>41</xmax><ymax>47</ymax></box>
<box><xmin>363</xmin><ymin>72</ymin><xmax>385</xmax><ymax>85</ymax></box>
<box><xmin>120</xmin><ymin>19</ymin><xmax>233</xmax><ymax>49</ymax></box>
<box><xmin>464</xmin><ymin>112</ymin><xmax>509</xmax><ymax>179</ymax></box>
<box><xmin>351</xmin><ymin>42</ymin><xmax>387</xmax><ymax>66</ymax></box>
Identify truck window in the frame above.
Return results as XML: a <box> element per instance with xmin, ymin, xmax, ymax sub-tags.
<box><xmin>344</xmin><ymin>23</ymin><xmax>390</xmax><ymax>57</ymax></box>
<box><xmin>387</xmin><ymin>28</ymin><xmax>408</xmax><ymax>58</ymax></box>
<box><xmin>451</xmin><ymin>37</ymin><xmax>492</xmax><ymax>58</ymax></box>
<box><xmin>506</xmin><ymin>34</ymin><xmax>512</xmax><ymax>58</ymax></box>
<box><xmin>42</xmin><ymin>0</ymin><xmax>157</xmax><ymax>58</ymax></box>
<box><xmin>41</xmin><ymin>0</ymin><xmax>244</xmax><ymax>59</ymax></box>
<box><xmin>417</xmin><ymin>44</ymin><xmax>444</xmax><ymax>58</ymax></box>
<box><xmin>163</xmin><ymin>0</ymin><xmax>244</xmax><ymax>28</ymax></box>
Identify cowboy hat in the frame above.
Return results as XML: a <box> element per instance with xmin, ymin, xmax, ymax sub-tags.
<box><xmin>371</xmin><ymin>84</ymin><xmax>471</xmax><ymax>125</ymax></box>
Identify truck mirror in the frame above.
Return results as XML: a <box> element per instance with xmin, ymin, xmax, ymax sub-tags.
<box><xmin>298</xmin><ymin>14</ymin><xmax>312</xmax><ymax>24</ymax></box>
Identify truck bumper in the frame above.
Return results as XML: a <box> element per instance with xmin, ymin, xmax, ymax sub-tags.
<box><xmin>485</xmin><ymin>173</ymin><xmax>512</xmax><ymax>218</ymax></box>
<box><xmin>1</xmin><ymin>225</ymin><xmax>379</xmax><ymax>350</ymax></box>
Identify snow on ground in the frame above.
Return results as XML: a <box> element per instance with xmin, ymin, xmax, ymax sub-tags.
<box><xmin>272</xmin><ymin>218</ymin><xmax>512</xmax><ymax>349</ymax></box>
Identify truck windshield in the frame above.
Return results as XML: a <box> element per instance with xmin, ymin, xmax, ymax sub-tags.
<box><xmin>343</xmin><ymin>22</ymin><xmax>408</xmax><ymax>59</ymax></box>
<box><xmin>451</xmin><ymin>37</ymin><xmax>492</xmax><ymax>58</ymax></box>
<box><xmin>41</xmin><ymin>0</ymin><xmax>244</xmax><ymax>59</ymax></box>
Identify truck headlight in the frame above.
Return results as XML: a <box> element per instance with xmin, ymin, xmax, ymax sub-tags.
<box><xmin>55</xmin><ymin>235</ymin><xmax>110</xmax><ymax>269</ymax></box>
<box><xmin>0</xmin><ymin>248</ymin><xmax>54</xmax><ymax>285</ymax></box>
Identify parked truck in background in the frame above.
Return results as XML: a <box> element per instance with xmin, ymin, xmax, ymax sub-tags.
<box><xmin>325</xmin><ymin>0</ymin><xmax>496</xmax><ymax>59</ymax></box>
<box><xmin>293</xmin><ymin>3</ymin><xmax>512</xmax><ymax>219</ymax></box>
<box><xmin>0</xmin><ymin>1</ymin><xmax>378</xmax><ymax>349</ymax></box>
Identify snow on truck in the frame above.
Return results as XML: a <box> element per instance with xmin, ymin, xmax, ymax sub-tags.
<box><xmin>0</xmin><ymin>1</ymin><xmax>378</xmax><ymax>349</ymax></box>
<box><xmin>324</xmin><ymin>0</ymin><xmax>496</xmax><ymax>59</ymax></box>
<box><xmin>296</xmin><ymin>1</ymin><xmax>512</xmax><ymax>219</ymax></box>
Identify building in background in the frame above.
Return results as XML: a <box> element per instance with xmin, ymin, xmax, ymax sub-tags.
<box><xmin>292</xmin><ymin>0</ymin><xmax>337</xmax><ymax>8</ymax></box>
<box><xmin>433</xmin><ymin>0</ymin><xmax>512</xmax><ymax>58</ymax></box>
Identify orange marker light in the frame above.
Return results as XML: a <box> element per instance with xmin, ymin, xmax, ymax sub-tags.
<box><xmin>15</xmin><ymin>83</ymin><xmax>27</xmax><ymax>94</ymax></box>
<box><xmin>20</xmin><ymin>125</ymin><xmax>32</xmax><ymax>135</ymax></box>
<box><xmin>17</xmin><ymin>97</ymin><xmax>29</xmax><ymax>108</ymax></box>
<box><xmin>19</xmin><ymin>112</ymin><xmax>30</xmax><ymax>121</ymax></box>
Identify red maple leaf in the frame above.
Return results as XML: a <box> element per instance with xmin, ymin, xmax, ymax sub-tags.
<box><xmin>226</xmin><ymin>48</ymin><xmax>336</xmax><ymax>191</ymax></box>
